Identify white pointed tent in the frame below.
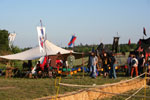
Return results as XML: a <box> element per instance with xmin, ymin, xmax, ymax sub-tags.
<box><xmin>0</xmin><ymin>40</ymin><xmax>72</xmax><ymax>60</ymax></box>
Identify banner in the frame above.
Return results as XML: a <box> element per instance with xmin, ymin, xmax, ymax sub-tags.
<box><xmin>8</xmin><ymin>33</ymin><xmax>16</xmax><ymax>49</ymax></box>
<box><xmin>37</xmin><ymin>26</ymin><xmax>46</xmax><ymax>53</ymax></box>
<box><xmin>112</xmin><ymin>37</ymin><xmax>119</xmax><ymax>53</ymax></box>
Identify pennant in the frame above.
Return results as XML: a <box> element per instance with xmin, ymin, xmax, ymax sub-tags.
<box><xmin>128</xmin><ymin>39</ymin><xmax>131</xmax><ymax>45</ymax></box>
<box><xmin>143</xmin><ymin>27</ymin><xmax>147</xmax><ymax>36</ymax></box>
<box><xmin>37</xmin><ymin>26</ymin><xmax>46</xmax><ymax>53</ymax></box>
<box><xmin>68</xmin><ymin>35</ymin><xmax>77</xmax><ymax>47</ymax></box>
<box><xmin>8</xmin><ymin>33</ymin><xmax>16</xmax><ymax>49</ymax></box>
<box><xmin>139</xmin><ymin>40</ymin><xmax>141</xmax><ymax>46</ymax></box>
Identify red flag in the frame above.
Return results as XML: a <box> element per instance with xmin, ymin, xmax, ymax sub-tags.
<box><xmin>139</xmin><ymin>40</ymin><xmax>141</xmax><ymax>46</ymax></box>
<box><xmin>143</xmin><ymin>27</ymin><xmax>147</xmax><ymax>36</ymax></box>
<box><xmin>128</xmin><ymin>39</ymin><xmax>131</xmax><ymax>45</ymax></box>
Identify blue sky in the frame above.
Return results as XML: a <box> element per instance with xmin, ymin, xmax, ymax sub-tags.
<box><xmin>0</xmin><ymin>0</ymin><xmax>150</xmax><ymax>48</ymax></box>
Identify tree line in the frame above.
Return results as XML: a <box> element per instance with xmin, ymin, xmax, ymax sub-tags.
<box><xmin>0</xmin><ymin>29</ymin><xmax>137</xmax><ymax>55</ymax></box>
<box><xmin>66</xmin><ymin>43</ymin><xmax>137</xmax><ymax>53</ymax></box>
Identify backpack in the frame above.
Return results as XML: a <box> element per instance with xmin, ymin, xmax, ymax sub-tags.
<box><xmin>131</xmin><ymin>59</ymin><xmax>136</xmax><ymax>66</ymax></box>
<box><xmin>148</xmin><ymin>56</ymin><xmax>150</xmax><ymax>61</ymax></box>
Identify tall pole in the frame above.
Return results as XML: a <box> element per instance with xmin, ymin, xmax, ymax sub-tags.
<box><xmin>117</xmin><ymin>32</ymin><xmax>120</xmax><ymax>53</ymax></box>
<box><xmin>73</xmin><ymin>42</ymin><xmax>75</xmax><ymax>51</ymax></box>
<box><xmin>144</xmin><ymin>67</ymin><xmax>147</xmax><ymax>100</ymax></box>
<box><xmin>40</xmin><ymin>20</ymin><xmax>43</xmax><ymax>28</ymax></box>
<box><xmin>72</xmin><ymin>34</ymin><xmax>75</xmax><ymax>51</ymax></box>
<box><xmin>82</xmin><ymin>53</ymin><xmax>84</xmax><ymax>78</ymax></box>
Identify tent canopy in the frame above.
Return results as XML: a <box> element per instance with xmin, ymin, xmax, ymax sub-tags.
<box><xmin>0</xmin><ymin>40</ymin><xmax>79</xmax><ymax>60</ymax></box>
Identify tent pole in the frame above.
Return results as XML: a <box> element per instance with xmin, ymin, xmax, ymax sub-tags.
<box><xmin>82</xmin><ymin>53</ymin><xmax>84</xmax><ymax>78</ymax></box>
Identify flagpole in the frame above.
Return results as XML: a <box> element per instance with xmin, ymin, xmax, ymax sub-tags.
<box><xmin>128</xmin><ymin>38</ymin><xmax>131</xmax><ymax>52</ymax></box>
<box><xmin>73</xmin><ymin>42</ymin><xmax>75</xmax><ymax>51</ymax></box>
<box><xmin>40</xmin><ymin>20</ymin><xmax>42</xmax><ymax>28</ymax></box>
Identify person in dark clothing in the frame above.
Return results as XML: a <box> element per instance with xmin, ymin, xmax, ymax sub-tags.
<box><xmin>22</xmin><ymin>61</ymin><xmax>28</xmax><ymax>70</ymax></box>
<box><xmin>127</xmin><ymin>54</ymin><xmax>132</xmax><ymax>76</ymax></box>
<box><xmin>138</xmin><ymin>53</ymin><xmax>145</xmax><ymax>75</ymax></box>
<box><xmin>36</xmin><ymin>61</ymin><xmax>42</xmax><ymax>77</ymax></box>
<box><xmin>28</xmin><ymin>60</ymin><xmax>32</xmax><ymax>71</ymax></box>
<box><xmin>102</xmin><ymin>53</ymin><xmax>110</xmax><ymax>77</ymax></box>
<box><xmin>44</xmin><ymin>64</ymin><xmax>48</xmax><ymax>72</ymax></box>
<box><xmin>109</xmin><ymin>53</ymin><xmax>117</xmax><ymax>79</ymax></box>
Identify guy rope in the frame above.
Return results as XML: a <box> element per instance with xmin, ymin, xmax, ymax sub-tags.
<box><xmin>57</xmin><ymin>72</ymin><xmax>149</xmax><ymax>100</ymax></box>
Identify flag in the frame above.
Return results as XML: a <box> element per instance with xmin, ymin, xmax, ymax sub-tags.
<box><xmin>8</xmin><ymin>33</ymin><xmax>16</xmax><ymax>49</ymax></box>
<box><xmin>68</xmin><ymin>35</ymin><xmax>77</xmax><ymax>47</ymax></box>
<box><xmin>37</xmin><ymin>26</ymin><xmax>46</xmax><ymax>53</ymax></box>
<box><xmin>143</xmin><ymin>27</ymin><xmax>147</xmax><ymax>36</ymax></box>
<box><xmin>139</xmin><ymin>40</ymin><xmax>141</xmax><ymax>46</ymax></box>
<box><xmin>128</xmin><ymin>39</ymin><xmax>131</xmax><ymax>45</ymax></box>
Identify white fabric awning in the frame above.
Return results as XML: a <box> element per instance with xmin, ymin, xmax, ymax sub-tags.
<box><xmin>0</xmin><ymin>40</ymin><xmax>72</xmax><ymax>60</ymax></box>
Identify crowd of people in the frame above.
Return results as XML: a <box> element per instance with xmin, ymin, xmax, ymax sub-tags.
<box><xmin>127</xmin><ymin>52</ymin><xmax>148</xmax><ymax>78</ymax></box>
<box><xmin>7</xmin><ymin>50</ymin><xmax>150</xmax><ymax>79</ymax></box>
<box><xmin>88</xmin><ymin>51</ymin><xmax>117</xmax><ymax>79</ymax></box>
<box><xmin>29</xmin><ymin>52</ymin><xmax>75</xmax><ymax>78</ymax></box>
<box><xmin>88</xmin><ymin>50</ymin><xmax>150</xmax><ymax>79</ymax></box>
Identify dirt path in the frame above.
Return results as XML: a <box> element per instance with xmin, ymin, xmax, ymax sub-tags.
<box><xmin>0</xmin><ymin>87</ymin><xmax>15</xmax><ymax>90</ymax></box>
<box><xmin>36</xmin><ymin>78</ymin><xmax>145</xmax><ymax>100</ymax></box>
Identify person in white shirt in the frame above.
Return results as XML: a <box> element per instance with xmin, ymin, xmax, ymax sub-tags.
<box><xmin>131</xmin><ymin>55</ymin><xmax>138</xmax><ymax>78</ymax></box>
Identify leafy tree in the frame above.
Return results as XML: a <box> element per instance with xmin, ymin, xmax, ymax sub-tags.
<box><xmin>0</xmin><ymin>29</ymin><xmax>22</xmax><ymax>54</ymax></box>
<box><xmin>70</xmin><ymin>43</ymin><xmax>137</xmax><ymax>53</ymax></box>
<box><xmin>11</xmin><ymin>46</ymin><xmax>22</xmax><ymax>53</ymax></box>
<box><xmin>0</xmin><ymin>30</ymin><xmax>9</xmax><ymax>51</ymax></box>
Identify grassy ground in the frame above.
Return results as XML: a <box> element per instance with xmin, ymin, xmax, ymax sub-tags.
<box><xmin>0</xmin><ymin>72</ymin><xmax>130</xmax><ymax>100</ymax></box>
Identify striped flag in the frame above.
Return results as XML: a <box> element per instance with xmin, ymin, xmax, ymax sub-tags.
<box><xmin>68</xmin><ymin>35</ymin><xmax>77</xmax><ymax>47</ymax></box>
<box><xmin>37</xmin><ymin>26</ymin><xmax>46</xmax><ymax>53</ymax></box>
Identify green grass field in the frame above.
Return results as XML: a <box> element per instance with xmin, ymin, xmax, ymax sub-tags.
<box><xmin>0</xmin><ymin>72</ymin><xmax>130</xmax><ymax>100</ymax></box>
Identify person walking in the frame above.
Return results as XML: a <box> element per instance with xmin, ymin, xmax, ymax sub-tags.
<box><xmin>109</xmin><ymin>53</ymin><xmax>117</xmax><ymax>79</ymax></box>
<box><xmin>67</xmin><ymin>52</ymin><xmax>75</xmax><ymax>69</ymax></box>
<box><xmin>138</xmin><ymin>53</ymin><xmax>145</xmax><ymax>75</ymax></box>
<box><xmin>127</xmin><ymin>54</ymin><xmax>132</xmax><ymax>76</ymax></box>
<box><xmin>102</xmin><ymin>53</ymin><xmax>110</xmax><ymax>77</ymax></box>
<box><xmin>131</xmin><ymin>55</ymin><xmax>138</xmax><ymax>78</ymax></box>
<box><xmin>88</xmin><ymin>52</ymin><xmax>98</xmax><ymax>78</ymax></box>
